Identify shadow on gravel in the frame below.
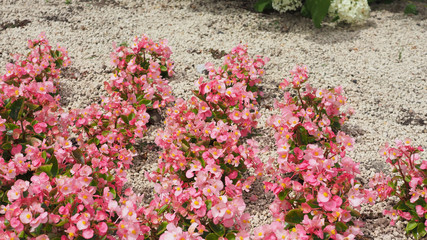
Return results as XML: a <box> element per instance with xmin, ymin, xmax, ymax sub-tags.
<box><xmin>0</xmin><ymin>19</ymin><xmax>31</xmax><ymax>32</ymax></box>
<box><xmin>370</xmin><ymin>0</ymin><xmax>427</xmax><ymax>19</ymax></box>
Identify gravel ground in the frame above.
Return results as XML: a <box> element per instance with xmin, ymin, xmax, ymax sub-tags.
<box><xmin>1</xmin><ymin>0</ymin><xmax>426</xmax><ymax>239</ymax></box>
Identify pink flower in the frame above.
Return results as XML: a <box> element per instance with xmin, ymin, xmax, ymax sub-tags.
<box><xmin>191</xmin><ymin>197</ymin><xmax>204</xmax><ymax>210</ymax></box>
<box><xmin>19</xmin><ymin>210</ymin><xmax>33</xmax><ymax>224</ymax></box>
<box><xmin>77</xmin><ymin>219</ymin><xmax>90</xmax><ymax>230</ymax></box>
<box><xmin>318</xmin><ymin>186</ymin><xmax>332</xmax><ymax>203</ymax></box>
<box><xmin>416</xmin><ymin>205</ymin><xmax>425</xmax><ymax>217</ymax></box>
<box><xmin>0</xmin><ymin>117</ymin><xmax>6</xmax><ymax>131</ymax></box>
<box><xmin>82</xmin><ymin>229</ymin><xmax>94</xmax><ymax>239</ymax></box>
<box><xmin>33</xmin><ymin>122</ymin><xmax>47</xmax><ymax>134</ymax></box>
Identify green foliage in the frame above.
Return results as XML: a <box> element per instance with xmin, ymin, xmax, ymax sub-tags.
<box><xmin>285</xmin><ymin>209</ymin><xmax>304</xmax><ymax>224</ymax></box>
<box><xmin>254</xmin><ymin>0</ymin><xmax>273</xmax><ymax>12</ymax></box>
<box><xmin>404</xmin><ymin>3</ymin><xmax>418</xmax><ymax>15</ymax></box>
<box><xmin>301</xmin><ymin>0</ymin><xmax>331</xmax><ymax>28</ymax></box>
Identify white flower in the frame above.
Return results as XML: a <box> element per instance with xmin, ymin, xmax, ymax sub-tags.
<box><xmin>272</xmin><ymin>0</ymin><xmax>303</xmax><ymax>13</ymax></box>
<box><xmin>329</xmin><ymin>0</ymin><xmax>370</xmax><ymax>24</ymax></box>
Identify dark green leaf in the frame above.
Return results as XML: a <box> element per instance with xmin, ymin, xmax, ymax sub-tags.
<box><xmin>9</xmin><ymin>98</ymin><xmax>25</xmax><ymax>121</ymax></box>
<box><xmin>1</xmin><ymin>142</ymin><xmax>12</xmax><ymax>150</ymax></box>
<box><xmin>120</xmin><ymin>115</ymin><xmax>129</xmax><ymax>124</ymax></box>
<box><xmin>417</xmin><ymin>222</ymin><xmax>427</xmax><ymax>238</ymax></box>
<box><xmin>307</xmin><ymin>199</ymin><xmax>320</xmax><ymax>208</ymax></box>
<box><xmin>160</xmin><ymin>65</ymin><xmax>167</xmax><ymax>72</ymax></box>
<box><xmin>26</xmin><ymin>102</ymin><xmax>41</xmax><ymax>111</ymax></box>
<box><xmin>209</xmin><ymin>222</ymin><xmax>225</xmax><ymax>236</ymax></box>
<box><xmin>335</xmin><ymin>222</ymin><xmax>348</xmax><ymax>232</ymax></box>
<box><xmin>395</xmin><ymin>201</ymin><xmax>409</xmax><ymax>211</ymax></box>
<box><xmin>72</xmin><ymin>149</ymin><xmax>85</xmax><ymax>164</ymax></box>
<box><xmin>254</xmin><ymin>0</ymin><xmax>273</xmax><ymax>13</ymax></box>
<box><xmin>302</xmin><ymin>0</ymin><xmax>331</xmax><ymax>28</ymax></box>
<box><xmin>285</xmin><ymin>209</ymin><xmax>304</xmax><ymax>224</ymax></box>
<box><xmin>404</xmin><ymin>4</ymin><xmax>418</xmax><ymax>15</ymax></box>
<box><xmin>157</xmin><ymin>222</ymin><xmax>168</xmax><ymax>235</ymax></box>
<box><xmin>50</xmin><ymin>156</ymin><xmax>58</xmax><ymax>177</ymax></box>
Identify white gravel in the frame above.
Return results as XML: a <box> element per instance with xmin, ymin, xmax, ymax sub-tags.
<box><xmin>1</xmin><ymin>0</ymin><xmax>426</xmax><ymax>239</ymax></box>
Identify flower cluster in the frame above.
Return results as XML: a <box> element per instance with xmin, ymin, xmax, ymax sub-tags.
<box><xmin>259</xmin><ymin>66</ymin><xmax>375</xmax><ymax>239</ymax></box>
<box><xmin>201</xmin><ymin>45</ymin><xmax>268</xmax><ymax>136</ymax></box>
<box><xmin>328</xmin><ymin>0</ymin><xmax>371</xmax><ymax>25</ymax></box>
<box><xmin>0</xmin><ymin>34</ymin><xmax>174</xmax><ymax>240</ymax></box>
<box><xmin>2</xmin><ymin>33</ymin><xmax>422</xmax><ymax>240</ymax></box>
<box><xmin>106</xmin><ymin>34</ymin><xmax>175</xmax><ymax>109</ymax></box>
<box><xmin>0</xmin><ymin>32</ymin><xmax>70</xmax><ymax>188</ymax></box>
<box><xmin>370</xmin><ymin>139</ymin><xmax>426</xmax><ymax>239</ymax></box>
<box><xmin>149</xmin><ymin>45</ymin><xmax>267</xmax><ymax>239</ymax></box>
<box><xmin>272</xmin><ymin>0</ymin><xmax>303</xmax><ymax>13</ymax></box>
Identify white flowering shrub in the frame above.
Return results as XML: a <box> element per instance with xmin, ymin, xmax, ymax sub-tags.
<box><xmin>272</xmin><ymin>0</ymin><xmax>303</xmax><ymax>13</ymax></box>
<box><xmin>328</xmin><ymin>0</ymin><xmax>371</xmax><ymax>24</ymax></box>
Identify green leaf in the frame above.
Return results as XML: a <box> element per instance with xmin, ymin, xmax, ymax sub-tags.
<box><xmin>72</xmin><ymin>149</ymin><xmax>85</xmax><ymax>164</ymax></box>
<box><xmin>335</xmin><ymin>222</ymin><xmax>348</xmax><ymax>232</ymax></box>
<box><xmin>106</xmin><ymin>174</ymin><xmax>115</xmax><ymax>182</ymax></box>
<box><xmin>406</xmin><ymin>221</ymin><xmax>418</xmax><ymax>233</ymax></box>
<box><xmin>109</xmin><ymin>187</ymin><xmax>116</xmax><ymax>199</ymax></box>
<box><xmin>254</xmin><ymin>0</ymin><xmax>273</xmax><ymax>13</ymax></box>
<box><xmin>278</xmin><ymin>189</ymin><xmax>290</xmax><ymax>201</ymax></box>
<box><xmin>55</xmin><ymin>218</ymin><xmax>69</xmax><ymax>227</ymax></box>
<box><xmin>38</xmin><ymin>164</ymin><xmax>53</xmax><ymax>177</ymax></box>
<box><xmin>209</xmin><ymin>222</ymin><xmax>225</xmax><ymax>236</ymax></box>
<box><xmin>120</xmin><ymin>115</ymin><xmax>129</xmax><ymax>124</ymax></box>
<box><xmin>50</xmin><ymin>156</ymin><xmax>59</xmax><ymax>177</ymax></box>
<box><xmin>157</xmin><ymin>221</ymin><xmax>168</xmax><ymax>235</ymax></box>
<box><xmin>5</xmin><ymin>123</ymin><xmax>19</xmax><ymax>130</ymax></box>
<box><xmin>157</xmin><ymin>204</ymin><xmax>169</xmax><ymax>214</ymax></box>
<box><xmin>160</xmin><ymin>65</ymin><xmax>167</xmax><ymax>72</ymax></box>
<box><xmin>206</xmin><ymin>200</ymin><xmax>212</xmax><ymax>211</ymax></box>
<box><xmin>55</xmin><ymin>59</ymin><xmax>64</xmax><ymax>68</ymax></box>
<box><xmin>307</xmin><ymin>199</ymin><xmax>320</xmax><ymax>208</ymax></box>
<box><xmin>225</xmin><ymin>233</ymin><xmax>236</xmax><ymax>240</ymax></box>
<box><xmin>139</xmin><ymin>99</ymin><xmax>152</xmax><ymax>106</ymax></box>
<box><xmin>26</xmin><ymin>102</ymin><xmax>41</xmax><ymax>111</ymax></box>
<box><xmin>285</xmin><ymin>209</ymin><xmax>304</xmax><ymax>224</ymax></box>
<box><xmin>9</xmin><ymin>98</ymin><xmax>25</xmax><ymax>121</ymax></box>
<box><xmin>206</xmin><ymin>233</ymin><xmax>220</xmax><ymax>240</ymax></box>
<box><xmin>404</xmin><ymin>4</ymin><xmax>418</xmax><ymax>15</ymax></box>
<box><xmin>1</xmin><ymin>142</ymin><xmax>12</xmax><ymax>150</ymax></box>
<box><xmin>119</xmin><ymin>42</ymin><xmax>128</xmax><ymax>47</ymax></box>
<box><xmin>18</xmin><ymin>231</ymin><xmax>25</xmax><ymax>238</ymax></box>
<box><xmin>128</xmin><ymin>112</ymin><xmax>136</xmax><ymax>121</ymax></box>
<box><xmin>301</xmin><ymin>0</ymin><xmax>331</xmax><ymax>28</ymax></box>
<box><xmin>198</xmin><ymin>157</ymin><xmax>206</xmax><ymax>168</ymax></box>
<box><xmin>395</xmin><ymin>201</ymin><xmax>409</xmax><ymax>211</ymax></box>
<box><xmin>417</xmin><ymin>222</ymin><xmax>427</xmax><ymax>238</ymax></box>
